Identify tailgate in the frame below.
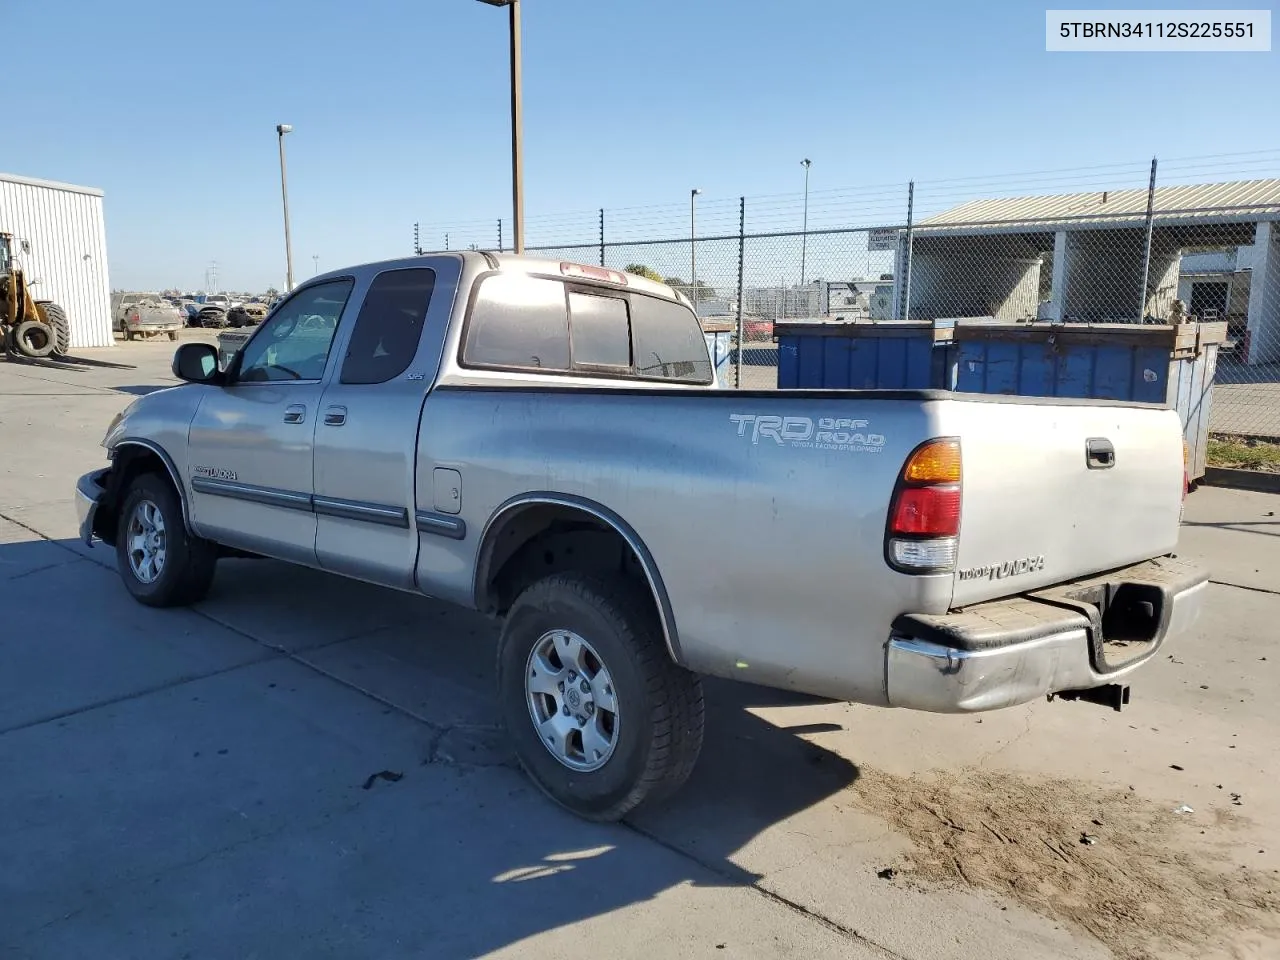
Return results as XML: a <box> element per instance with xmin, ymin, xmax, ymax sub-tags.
<box><xmin>943</xmin><ymin>398</ymin><xmax>1185</xmax><ymax>606</ymax></box>
<box><xmin>137</xmin><ymin>309</ymin><xmax>181</xmax><ymax>327</ymax></box>
<box><xmin>129</xmin><ymin>306</ymin><xmax>182</xmax><ymax>328</ymax></box>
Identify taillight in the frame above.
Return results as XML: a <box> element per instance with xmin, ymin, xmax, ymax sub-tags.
<box><xmin>886</xmin><ymin>438</ymin><xmax>961</xmax><ymax>573</ymax></box>
<box><xmin>890</xmin><ymin>486</ymin><xmax>961</xmax><ymax>536</ymax></box>
<box><xmin>130</xmin><ymin>312</ymin><xmax>140</xmax><ymax>326</ymax></box>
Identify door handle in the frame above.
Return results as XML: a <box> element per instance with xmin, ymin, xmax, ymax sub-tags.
<box><xmin>1086</xmin><ymin>437</ymin><xmax>1115</xmax><ymax>469</ymax></box>
<box><xmin>283</xmin><ymin>404</ymin><xmax>307</xmax><ymax>424</ymax></box>
<box><xmin>323</xmin><ymin>405</ymin><xmax>347</xmax><ymax>427</ymax></box>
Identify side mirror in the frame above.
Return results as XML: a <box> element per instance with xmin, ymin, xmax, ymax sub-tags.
<box><xmin>172</xmin><ymin>342</ymin><xmax>222</xmax><ymax>384</ymax></box>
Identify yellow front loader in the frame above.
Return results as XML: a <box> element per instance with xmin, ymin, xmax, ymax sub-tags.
<box><xmin>1</xmin><ymin>232</ymin><xmax>71</xmax><ymax>358</ymax></box>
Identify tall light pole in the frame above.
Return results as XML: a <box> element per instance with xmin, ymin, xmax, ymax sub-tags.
<box><xmin>800</xmin><ymin>158</ymin><xmax>812</xmax><ymax>290</ymax></box>
<box><xmin>312</xmin><ymin>255</ymin><xmax>320</xmax><ymax>276</ymax></box>
<box><xmin>276</xmin><ymin>124</ymin><xmax>295</xmax><ymax>291</ymax></box>
<box><xmin>690</xmin><ymin>188</ymin><xmax>701</xmax><ymax>307</ymax></box>
<box><xmin>477</xmin><ymin>0</ymin><xmax>524</xmax><ymax>254</ymax></box>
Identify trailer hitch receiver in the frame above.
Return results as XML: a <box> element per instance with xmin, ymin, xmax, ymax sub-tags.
<box><xmin>1049</xmin><ymin>684</ymin><xmax>1130</xmax><ymax>713</ymax></box>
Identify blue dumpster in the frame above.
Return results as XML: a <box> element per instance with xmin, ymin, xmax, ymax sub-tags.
<box><xmin>702</xmin><ymin>321</ymin><xmax>735</xmax><ymax>387</ymax></box>
<box><xmin>952</xmin><ymin>321</ymin><xmax>1227</xmax><ymax>480</ymax></box>
<box><xmin>775</xmin><ymin>320</ymin><xmax>956</xmax><ymax>390</ymax></box>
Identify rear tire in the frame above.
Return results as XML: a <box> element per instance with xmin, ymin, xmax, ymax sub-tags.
<box><xmin>115</xmin><ymin>473</ymin><xmax>218</xmax><ymax>607</ymax></box>
<box><xmin>497</xmin><ymin>572</ymin><xmax>704</xmax><ymax>821</ymax></box>
<box><xmin>168</xmin><ymin>331</ymin><xmax>179</xmax><ymax>341</ymax></box>
<box><xmin>37</xmin><ymin>302</ymin><xmax>71</xmax><ymax>357</ymax></box>
<box><xmin>13</xmin><ymin>320</ymin><xmax>56</xmax><ymax>358</ymax></box>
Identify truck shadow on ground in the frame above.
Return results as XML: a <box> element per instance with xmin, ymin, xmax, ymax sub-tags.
<box><xmin>1</xmin><ymin>542</ymin><xmax>862</xmax><ymax>957</ymax></box>
<box><xmin>201</xmin><ymin>557</ymin><xmax>863</xmax><ymax>877</ymax></box>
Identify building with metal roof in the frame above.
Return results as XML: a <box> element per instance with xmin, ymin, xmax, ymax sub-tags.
<box><xmin>1</xmin><ymin>171</ymin><xmax>113</xmax><ymax>349</ymax></box>
<box><xmin>899</xmin><ymin>179</ymin><xmax>1280</xmax><ymax>365</ymax></box>
<box><xmin>916</xmin><ymin>179</ymin><xmax>1280</xmax><ymax>234</ymax></box>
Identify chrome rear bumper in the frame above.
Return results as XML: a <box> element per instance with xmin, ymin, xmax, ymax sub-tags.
<box><xmin>885</xmin><ymin>556</ymin><xmax>1208</xmax><ymax>713</ymax></box>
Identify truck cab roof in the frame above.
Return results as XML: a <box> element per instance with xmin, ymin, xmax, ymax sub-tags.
<box><xmin>308</xmin><ymin>251</ymin><xmax>689</xmax><ymax>308</ymax></box>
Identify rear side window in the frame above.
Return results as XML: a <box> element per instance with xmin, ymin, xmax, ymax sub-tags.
<box><xmin>464</xmin><ymin>275</ymin><xmax>570</xmax><ymax>371</ymax></box>
<box><xmin>340</xmin><ymin>268</ymin><xmax>436</xmax><ymax>384</ymax></box>
<box><xmin>568</xmin><ymin>291</ymin><xmax>630</xmax><ymax>368</ymax></box>
<box><xmin>632</xmin><ymin>295</ymin><xmax>713</xmax><ymax>383</ymax></box>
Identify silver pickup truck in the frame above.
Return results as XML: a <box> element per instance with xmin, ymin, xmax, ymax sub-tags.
<box><xmin>112</xmin><ymin>295</ymin><xmax>184</xmax><ymax>342</ymax></box>
<box><xmin>75</xmin><ymin>252</ymin><xmax>1208</xmax><ymax>820</ymax></box>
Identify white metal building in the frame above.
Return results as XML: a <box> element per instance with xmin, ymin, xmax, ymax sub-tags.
<box><xmin>1</xmin><ymin>171</ymin><xmax>113</xmax><ymax>348</ymax></box>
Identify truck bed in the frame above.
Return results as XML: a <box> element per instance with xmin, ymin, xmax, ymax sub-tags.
<box><xmin>419</xmin><ymin>382</ymin><xmax>1185</xmax><ymax>704</ymax></box>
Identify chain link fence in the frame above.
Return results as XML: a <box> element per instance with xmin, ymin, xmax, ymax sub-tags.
<box><xmin>425</xmin><ymin>158</ymin><xmax>1280</xmax><ymax>438</ymax></box>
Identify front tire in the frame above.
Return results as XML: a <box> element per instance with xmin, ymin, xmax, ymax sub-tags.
<box><xmin>13</xmin><ymin>320</ymin><xmax>56</xmax><ymax>358</ymax></box>
<box><xmin>497</xmin><ymin>573</ymin><xmax>704</xmax><ymax>821</ymax></box>
<box><xmin>37</xmin><ymin>302</ymin><xmax>71</xmax><ymax>357</ymax></box>
<box><xmin>115</xmin><ymin>473</ymin><xmax>217</xmax><ymax>607</ymax></box>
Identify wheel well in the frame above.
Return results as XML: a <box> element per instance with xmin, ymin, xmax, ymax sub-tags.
<box><xmin>479</xmin><ymin>503</ymin><xmax>660</xmax><ymax>621</ymax></box>
<box><xmin>94</xmin><ymin>446</ymin><xmax>182</xmax><ymax>546</ymax></box>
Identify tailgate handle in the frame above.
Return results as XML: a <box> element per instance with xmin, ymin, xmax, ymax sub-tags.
<box><xmin>1086</xmin><ymin>437</ymin><xmax>1115</xmax><ymax>469</ymax></box>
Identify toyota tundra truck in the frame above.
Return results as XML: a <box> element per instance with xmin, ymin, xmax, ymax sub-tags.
<box><xmin>74</xmin><ymin>252</ymin><xmax>1208</xmax><ymax>821</ymax></box>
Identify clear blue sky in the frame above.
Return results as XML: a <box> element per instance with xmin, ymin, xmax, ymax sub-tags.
<box><xmin>6</xmin><ymin>0</ymin><xmax>1278</xmax><ymax>291</ymax></box>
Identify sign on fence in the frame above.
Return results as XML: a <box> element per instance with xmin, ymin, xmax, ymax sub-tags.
<box><xmin>867</xmin><ymin>228</ymin><xmax>900</xmax><ymax>252</ymax></box>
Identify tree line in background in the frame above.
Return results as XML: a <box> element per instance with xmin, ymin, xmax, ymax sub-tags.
<box><xmin>624</xmin><ymin>264</ymin><xmax>718</xmax><ymax>302</ymax></box>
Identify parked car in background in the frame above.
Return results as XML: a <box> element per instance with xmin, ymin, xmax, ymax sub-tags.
<box><xmin>114</xmin><ymin>298</ymin><xmax>184</xmax><ymax>341</ymax></box>
<box><xmin>227</xmin><ymin>303</ymin><xmax>269</xmax><ymax>328</ymax></box>
<box><xmin>76</xmin><ymin>252</ymin><xmax>1207</xmax><ymax>823</ymax></box>
<box><xmin>111</xmin><ymin>293</ymin><xmax>154</xmax><ymax>328</ymax></box>
<box><xmin>192</xmin><ymin>305</ymin><xmax>228</xmax><ymax>329</ymax></box>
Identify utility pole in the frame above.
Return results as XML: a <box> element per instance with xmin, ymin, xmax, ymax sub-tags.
<box><xmin>1139</xmin><ymin>156</ymin><xmax>1158</xmax><ymax>322</ymax></box>
<box><xmin>276</xmin><ymin>124</ymin><xmax>295</xmax><ymax>291</ymax></box>
<box><xmin>690</xmin><ymin>188</ymin><xmax>701</xmax><ymax>306</ymax></box>
<box><xmin>800</xmin><ymin>158</ymin><xmax>812</xmax><ymax>288</ymax></box>
<box><xmin>476</xmin><ymin>0</ymin><xmax>524</xmax><ymax>253</ymax></box>
<box><xmin>901</xmin><ymin>181</ymin><xmax>915</xmax><ymax>321</ymax></box>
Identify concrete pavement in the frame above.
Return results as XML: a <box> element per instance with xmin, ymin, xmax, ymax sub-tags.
<box><xmin>1</xmin><ymin>336</ymin><xmax>1277</xmax><ymax>960</ymax></box>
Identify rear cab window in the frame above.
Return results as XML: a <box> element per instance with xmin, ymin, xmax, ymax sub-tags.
<box><xmin>631</xmin><ymin>295</ymin><xmax>714</xmax><ymax>383</ymax></box>
<box><xmin>462</xmin><ymin>272</ymin><xmax>712</xmax><ymax>384</ymax></box>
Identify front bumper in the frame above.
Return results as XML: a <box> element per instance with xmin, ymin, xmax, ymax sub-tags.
<box><xmin>75</xmin><ymin>468</ymin><xmax>110</xmax><ymax>546</ymax></box>
<box><xmin>885</xmin><ymin>555</ymin><xmax>1208</xmax><ymax>713</ymax></box>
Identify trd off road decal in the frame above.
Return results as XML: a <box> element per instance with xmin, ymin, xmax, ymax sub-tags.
<box><xmin>729</xmin><ymin>414</ymin><xmax>886</xmax><ymax>454</ymax></box>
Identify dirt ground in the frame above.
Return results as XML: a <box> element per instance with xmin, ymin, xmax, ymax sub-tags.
<box><xmin>853</xmin><ymin>767</ymin><xmax>1280</xmax><ymax>960</ymax></box>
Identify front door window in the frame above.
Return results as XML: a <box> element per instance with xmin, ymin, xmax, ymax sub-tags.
<box><xmin>237</xmin><ymin>280</ymin><xmax>354</xmax><ymax>382</ymax></box>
